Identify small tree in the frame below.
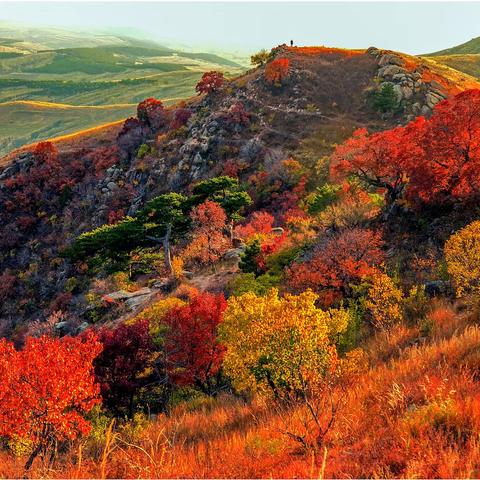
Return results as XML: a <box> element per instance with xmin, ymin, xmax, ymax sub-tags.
<box><xmin>94</xmin><ymin>320</ymin><xmax>155</xmax><ymax>417</ymax></box>
<box><xmin>264</xmin><ymin>58</ymin><xmax>290</xmax><ymax>87</ymax></box>
<box><xmin>251</xmin><ymin>49</ymin><xmax>272</xmax><ymax>66</ymax></box>
<box><xmin>162</xmin><ymin>293</ymin><xmax>227</xmax><ymax>393</ymax></box>
<box><xmin>183</xmin><ymin>200</ymin><xmax>230</xmax><ymax>267</ymax></box>
<box><xmin>365</xmin><ymin>271</ymin><xmax>403</xmax><ymax>330</ymax></box>
<box><xmin>137</xmin><ymin>97</ymin><xmax>168</xmax><ymax>129</ymax></box>
<box><xmin>196</xmin><ymin>71</ymin><xmax>225</xmax><ymax>95</ymax></box>
<box><xmin>220</xmin><ymin>288</ymin><xmax>354</xmax><ymax>451</ymax></box>
<box><xmin>0</xmin><ymin>333</ymin><xmax>102</xmax><ymax>472</ymax></box>
<box><xmin>445</xmin><ymin>220</ymin><xmax>480</xmax><ymax>297</ymax></box>
<box><xmin>372</xmin><ymin>83</ymin><xmax>399</xmax><ymax>113</ymax></box>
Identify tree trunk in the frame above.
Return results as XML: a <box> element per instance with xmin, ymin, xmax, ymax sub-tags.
<box><xmin>163</xmin><ymin>224</ymin><xmax>173</xmax><ymax>275</ymax></box>
<box><xmin>23</xmin><ymin>443</ymin><xmax>42</xmax><ymax>477</ymax></box>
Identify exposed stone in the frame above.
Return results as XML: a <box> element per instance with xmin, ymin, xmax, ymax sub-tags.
<box><xmin>378</xmin><ymin>54</ymin><xmax>404</xmax><ymax>67</ymax></box>
<box><xmin>378</xmin><ymin>65</ymin><xmax>407</xmax><ymax>78</ymax></box>
<box><xmin>102</xmin><ymin>287</ymin><xmax>152</xmax><ymax>302</ymax></box>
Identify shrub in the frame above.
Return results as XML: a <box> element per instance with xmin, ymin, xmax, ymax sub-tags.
<box><xmin>445</xmin><ymin>220</ymin><xmax>480</xmax><ymax>297</ymax></box>
<box><xmin>365</xmin><ymin>272</ymin><xmax>404</xmax><ymax>330</ymax></box>
<box><xmin>372</xmin><ymin>82</ymin><xmax>399</xmax><ymax>113</ymax></box>
<box><xmin>264</xmin><ymin>58</ymin><xmax>290</xmax><ymax>87</ymax></box>
<box><xmin>196</xmin><ymin>71</ymin><xmax>225</xmax><ymax>94</ymax></box>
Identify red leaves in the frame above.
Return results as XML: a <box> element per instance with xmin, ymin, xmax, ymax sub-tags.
<box><xmin>33</xmin><ymin>141</ymin><xmax>59</xmax><ymax>164</ymax></box>
<box><xmin>137</xmin><ymin>97</ymin><xmax>168</xmax><ymax>129</ymax></box>
<box><xmin>332</xmin><ymin>89</ymin><xmax>480</xmax><ymax>207</ymax></box>
<box><xmin>0</xmin><ymin>333</ymin><xmax>101</xmax><ymax>444</ymax></box>
<box><xmin>264</xmin><ymin>58</ymin><xmax>290</xmax><ymax>86</ymax></box>
<box><xmin>163</xmin><ymin>293</ymin><xmax>227</xmax><ymax>390</ymax></box>
<box><xmin>287</xmin><ymin>228</ymin><xmax>384</xmax><ymax>305</ymax></box>
<box><xmin>183</xmin><ymin>200</ymin><xmax>230</xmax><ymax>266</ymax></box>
<box><xmin>94</xmin><ymin>319</ymin><xmax>154</xmax><ymax>416</ymax></box>
<box><xmin>196</xmin><ymin>71</ymin><xmax>225</xmax><ymax>95</ymax></box>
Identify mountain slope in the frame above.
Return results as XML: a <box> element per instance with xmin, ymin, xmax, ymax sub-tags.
<box><xmin>1</xmin><ymin>44</ymin><xmax>479</xmax><ymax>327</ymax></box>
<box><xmin>427</xmin><ymin>36</ymin><xmax>480</xmax><ymax>56</ymax></box>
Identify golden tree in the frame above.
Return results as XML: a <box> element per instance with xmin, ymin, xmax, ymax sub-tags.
<box><xmin>365</xmin><ymin>271</ymin><xmax>403</xmax><ymax>330</ymax></box>
<box><xmin>220</xmin><ymin>288</ymin><xmax>359</xmax><ymax>451</ymax></box>
<box><xmin>445</xmin><ymin>220</ymin><xmax>480</xmax><ymax>297</ymax></box>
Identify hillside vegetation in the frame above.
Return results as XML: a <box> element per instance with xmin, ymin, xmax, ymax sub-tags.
<box><xmin>2</xmin><ymin>44</ymin><xmax>480</xmax><ymax>478</ymax></box>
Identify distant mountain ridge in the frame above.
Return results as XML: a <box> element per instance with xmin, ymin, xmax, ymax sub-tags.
<box><xmin>427</xmin><ymin>36</ymin><xmax>480</xmax><ymax>56</ymax></box>
<box><xmin>0</xmin><ymin>22</ymin><xmax>247</xmax><ymax>156</ymax></box>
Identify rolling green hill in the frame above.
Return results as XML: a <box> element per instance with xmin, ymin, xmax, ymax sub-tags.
<box><xmin>427</xmin><ymin>36</ymin><xmax>480</xmax><ymax>56</ymax></box>
<box><xmin>0</xmin><ymin>101</ymin><xmax>136</xmax><ymax>157</ymax></box>
<box><xmin>0</xmin><ymin>23</ymin><xmax>247</xmax><ymax>156</ymax></box>
<box><xmin>423</xmin><ymin>36</ymin><xmax>480</xmax><ymax>79</ymax></box>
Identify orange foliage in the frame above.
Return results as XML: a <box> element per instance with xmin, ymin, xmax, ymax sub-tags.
<box><xmin>2</xmin><ymin>307</ymin><xmax>480</xmax><ymax>479</ymax></box>
<box><xmin>264</xmin><ymin>58</ymin><xmax>290</xmax><ymax>86</ymax></box>
<box><xmin>287</xmin><ymin>227</ymin><xmax>384</xmax><ymax>305</ymax></box>
<box><xmin>286</xmin><ymin>46</ymin><xmax>364</xmax><ymax>57</ymax></box>
<box><xmin>0</xmin><ymin>333</ymin><xmax>101</xmax><ymax>471</ymax></box>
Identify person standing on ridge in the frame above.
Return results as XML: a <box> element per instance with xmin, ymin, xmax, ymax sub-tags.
<box><xmin>290</xmin><ymin>40</ymin><xmax>294</xmax><ymax>47</ymax></box>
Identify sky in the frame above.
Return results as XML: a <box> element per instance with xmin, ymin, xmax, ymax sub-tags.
<box><xmin>1</xmin><ymin>1</ymin><xmax>480</xmax><ymax>55</ymax></box>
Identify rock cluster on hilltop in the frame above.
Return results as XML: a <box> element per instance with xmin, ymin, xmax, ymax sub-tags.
<box><xmin>367</xmin><ymin>47</ymin><xmax>448</xmax><ymax>119</ymax></box>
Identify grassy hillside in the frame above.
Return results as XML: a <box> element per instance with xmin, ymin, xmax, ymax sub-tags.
<box><xmin>0</xmin><ymin>101</ymin><xmax>135</xmax><ymax>156</ymax></box>
<box><xmin>423</xmin><ymin>36</ymin><xmax>480</xmax><ymax>79</ymax></box>
<box><xmin>0</xmin><ymin>25</ymin><xmax>246</xmax><ymax>155</ymax></box>
<box><xmin>427</xmin><ymin>36</ymin><xmax>480</xmax><ymax>56</ymax></box>
<box><xmin>424</xmin><ymin>54</ymin><xmax>480</xmax><ymax>79</ymax></box>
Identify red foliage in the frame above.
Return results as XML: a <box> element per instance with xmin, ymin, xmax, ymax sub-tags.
<box><xmin>137</xmin><ymin>97</ymin><xmax>168</xmax><ymax>129</ymax></box>
<box><xmin>332</xmin><ymin>89</ymin><xmax>480</xmax><ymax>206</ymax></box>
<box><xmin>184</xmin><ymin>200</ymin><xmax>230</xmax><ymax>266</ymax></box>
<box><xmin>223</xmin><ymin>101</ymin><xmax>250</xmax><ymax>127</ymax></box>
<box><xmin>196</xmin><ymin>71</ymin><xmax>225</xmax><ymax>94</ymax></box>
<box><xmin>264</xmin><ymin>58</ymin><xmax>290</xmax><ymax>86</ymax></box>
<box><xmin>33</xmin><ymin>141</ymin><xmax>58</xmax><ymax>164</ymax></box>
<box><xmin>410</xmin><ymin>89</ymin><xmax>480</xmax><ymax>203</ymax></box>
<box><xmin>163</xmin><ymin>293</ymin><xmax>227</xmax><ymax>391</ymax></box>
<box><xmin>94</xmin><ymin>320</ymin><xmax>154</xmax><ymax>416</ymax></box>
<box><xmin>170</xmin><ymin>107</ymin><xmax>192</xmax><ymax>130</ymax></box>
<box><xmin>235</xmin><ymin>211</ymin><xmax>275</xmax><ymax>240</ymax></box>
<box><xmin>49</xmin><ymin>292</ymin><xmax>72</xmax><ymax>313</ymax></box>
<box><xmin>0</xmin><ymin>273</ymin><xmax>16</xmax><ymax>301</ymax></box>
<box><xmin>287</xmin><ymin>228</ymin><xmax>384</xmax><ymax>305</ymax></box>
<box><xmin>256</xmin><ymin>232</ymin><xmax>288</xmax><ymax>272</ymax></box>
<box><xmin>0</xmin><ymin>333</ymin><xmax>101</xmax><ymax>465</ymax></box>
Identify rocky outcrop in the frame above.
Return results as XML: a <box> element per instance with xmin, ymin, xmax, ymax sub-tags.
<box><xmin>367</xmin><ymin>47</ymin><xmax>448</xmax><ymax>118</ymax></box>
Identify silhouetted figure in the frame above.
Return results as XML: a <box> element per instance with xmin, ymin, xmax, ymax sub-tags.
<box><xmin>290</xmin><ymin>40</ymin><xmax>294</xmax><ymax>47</ymax></box>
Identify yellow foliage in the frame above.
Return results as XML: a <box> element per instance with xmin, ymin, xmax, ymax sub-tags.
<box><xmin>171</xmin><ymin>256</ymin><xmax>184</xmax><ymax>279</ymax></box>
<box><xmin>220</xmin><ymin>288</ymin><xmax>350</xmax><ymax>395</ymax></box>
<box><xmin>132</xmin><ymin>297</ymin><xmax>185</xmax><ymax>339</ymax></box>
<box><xmin>365</xmin><ymin>272</ymin><xmax>403</xmax><ymax>330</ymax></box>
<box><xmin>445</xmin><ymin>220</ymin><xmax>480</xmax><ymax>297</ymax></box>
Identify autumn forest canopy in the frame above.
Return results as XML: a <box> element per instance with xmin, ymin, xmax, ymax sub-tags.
<box><xmin>3</xmin><ymin>41</ymin><xmax>480</xmax><ymax>478</ymax></box>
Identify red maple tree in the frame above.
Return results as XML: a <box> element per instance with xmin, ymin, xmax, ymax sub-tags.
<box><xmin>183</xmin><ymin>200</ymin><xmax>230</xmax><ymax>266</ymax></box>
<box><xmin>287</xmin><ymin>227</ymin><xmax>384</xmax><ymax>305</ymax></box>
<box><xmin>0</xmin><ymin>333</ymin><xmax>102</xmax><ymax>472</ymax></box>
<box><xmin>162</xmin><ymin>292</ymin><xmax>227</xmax><ymax>393</ymax></box>
<box><xmin>137</xmin><ymin>97</ymin><xmax>168</xmax><ymax>129</ymax></box>
<box><xmin>94</xmin><ymin>319</ymin><xmax>154</xmax><ymax>417</ymax></box>
<box><xmin>264</xmin><ymin>58</ymin><xmax>290</xmax><ymax>86</ymax></box>
<box><xmin>195</xmin><ymin>71</ymin><xmax>225</xmax><ymax>94</ymax></box>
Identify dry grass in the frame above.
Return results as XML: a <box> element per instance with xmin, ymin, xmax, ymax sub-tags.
<box><xmin>2</xmin><ymin>302</ymin><xmax>480</xmax><ymax>478</ymax></box>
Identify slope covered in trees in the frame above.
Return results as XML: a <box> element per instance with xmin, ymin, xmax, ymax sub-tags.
<box><xmin>2</xmin><ymin>44</ymin><xmax>480</xmax><ymax>477</ymax></box>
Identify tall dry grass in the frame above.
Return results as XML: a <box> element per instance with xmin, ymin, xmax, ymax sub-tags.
<box><xmin>2</xmin><ymin>301</ymin><xmax>480</xmax><ymax>478</ymax></box>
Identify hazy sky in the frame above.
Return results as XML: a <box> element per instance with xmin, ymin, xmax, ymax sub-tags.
<box><xmin>1</xmin><ymin>1</ymin><xmax>480</xmax><ymax>54</ymax></box>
